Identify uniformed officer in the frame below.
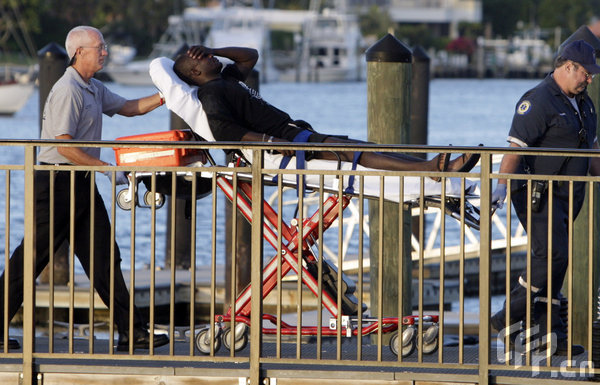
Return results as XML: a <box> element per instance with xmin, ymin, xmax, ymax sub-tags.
<box><xmin>490</xmin><ymin>39</ymin><xmax>600</xmax><ymax>356</ymax></box>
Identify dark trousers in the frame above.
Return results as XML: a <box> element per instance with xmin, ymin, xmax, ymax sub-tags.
<box><xmin>0</xmin><ymin>170</ymin><xmax>143</xmax><ymax>334</ymax></box>
<box><xmin>502</xmin><ymin>182</ymin><xmax>583</xmax><ymax>340</ymax></box>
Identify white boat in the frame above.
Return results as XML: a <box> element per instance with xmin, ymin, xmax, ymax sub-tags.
<box><xmin>0</xmin><ymin>81</ymin><xmax>34</xmax><ymax>115</ymax></box>
<box><xmin>204</xmin><ymin>6</ymin><xmax>277</xmax><ymax>82</ymax></box>
<box><xmin>0</xmin><ymin>66</ymin><xmax>36</xmax><ymax>115</ymax></box>
<box><xmin>106</xmin><ymin>1</ymin><xmax>364</xmax><ymax>85</ymax></box>
<box><xmin>104</xmin><ymin>59</ymin><xmax>155</xmax><ymax>86</ymax></box>
<box><xmin>107</xmin><ymin>5</ymin><xmax>278</xmax><ymax>86</ymax></box>
<box><xmin>0</xmin><ymin>8</ymin><xmax>37</xmax><ymax>114</ymax></box>
<box><xmin>107</xmin><ymin>44</ymin><xmax>137</xmax><ymax>66</ymax></box>
<box><xmin>279</xmin><ymin>7</ymin><xmax>365</xmax><ymax>83</ymax></box>
<box><xmin>104</xmin><ymin>14</ymin><xmax>200</xmax><ymax>86</ymax></box>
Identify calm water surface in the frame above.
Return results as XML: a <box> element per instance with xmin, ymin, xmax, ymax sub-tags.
<box><xmin>0</xmin><ymin>78</ymin><xmax>537</xmax><ymax>296</ymax></box>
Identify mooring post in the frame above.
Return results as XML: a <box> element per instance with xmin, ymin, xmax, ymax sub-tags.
<box><xmin>37</xmin><ymin>42</ymin><xmax>69</xmax><ymax>285</ymax></box>
<box><xmin>38</xmin><ymin>42</ymin><xmax>68</xmax><ymax>129</ymax></box>
<box><xmin>366</xmin><ymin>33</ymin><xmax>413</xmax><ymax>343</ymax></box>
<box><xmin>557</xmin><ymin>25</ymin><xmax>600</xmax><ymax>347</ymax></box>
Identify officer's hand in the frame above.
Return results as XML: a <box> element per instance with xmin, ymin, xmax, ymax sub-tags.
<box><xmin>491</xmin><ymin>183</ymin><xmax>507</xmax><ymax>209</ymax></box>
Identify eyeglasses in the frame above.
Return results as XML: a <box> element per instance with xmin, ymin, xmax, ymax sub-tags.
<box><xmin>80</xmin><ymin>44</ymin><xmax>108</xmax><ymax>53</ymax></box>
<box><xmin>573</xmin><ymin>63</ymin><xmax>596</xmax><ymax>80</ymax></box>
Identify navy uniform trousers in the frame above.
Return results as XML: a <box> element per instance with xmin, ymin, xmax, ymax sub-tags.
<box><xmin>0</xmin><ymin>169</ymin><xmax>144</xmax><ymax>334</ymax></box>
<box><xmin>503</xmin><ymin>180</ymin><xmax>583</xmax><ymax>341</ymax></box>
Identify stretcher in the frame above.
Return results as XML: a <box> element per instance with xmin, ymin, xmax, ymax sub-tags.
<box><xmin>111</xmin><ymin>57</ymin><xmax>482</xmax><ymax>357</ymax></box>
<box><xmin>113</xmin><ymin>129</ymin><xmax>479</xmax><ymax>358</ymax></box>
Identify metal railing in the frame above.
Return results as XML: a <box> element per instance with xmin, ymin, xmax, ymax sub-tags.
<box><xmin>0</xmin><ymin>138</ymin><xmax>598</xmax><ymax>385</ymax></box>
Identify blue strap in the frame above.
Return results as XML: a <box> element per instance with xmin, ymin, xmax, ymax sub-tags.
<box><xmin>272</xmin><ymin>130</ymin><xmax>313</xmax><ymax>185</ymax></box>
<box><xmin>273</xmin><ymin>130</ymin><xmax>362</xmax><ymax>196</ymax></box>
<box><xmin>344</xmin><ymin>151</ymin><xmax>362</xmax><ymax>194</ymax></box>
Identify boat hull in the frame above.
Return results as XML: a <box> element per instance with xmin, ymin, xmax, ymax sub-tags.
<box><xmin>0</xmin><ymin>82</ymin><xmax>34</xmax><ymax>115</ymax></box>
<box><xmin>104</xmin><ymin>60</ymin><xmax>153</xmax><ymax>86</ymax></box>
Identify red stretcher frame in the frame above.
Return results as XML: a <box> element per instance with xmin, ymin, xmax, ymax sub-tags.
<box><xmin>209</xmin><ymin>161</ymin><xmax>439</xmax><ymax>356</ymax></box>
<box><xmin>114</xmin><ymin>146</ymin><xmax>442</xmax><ymax>357</ymax></box>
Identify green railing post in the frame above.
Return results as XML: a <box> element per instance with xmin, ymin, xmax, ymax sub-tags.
<box><xmin>249</xmin><ymin>148</ymin><xmax>264</xmax><ymax>385</ymax></box>
<box><xmin>479</xmin><ymin>152</ymin><xmax>492</xmax><ymax>385</ymax></box>
<box><xmin>22</xmin><ymin>145</ymin><xmax>36</xmax><ymax>385</ymax></box>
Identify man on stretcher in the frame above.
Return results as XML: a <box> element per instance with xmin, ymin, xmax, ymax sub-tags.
<box><xmin>149</xmin><ymin>45</ymin><xmax>479</xmax><ymax>179</ymax></box>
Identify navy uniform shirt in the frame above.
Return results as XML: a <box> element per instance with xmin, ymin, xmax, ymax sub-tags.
<box><xmin>508</xmin><ymin>73</ymin><xmax>597</xmax><ymax>179</ymax></box>
<box><xmin>196</xmin><ymin>64</ymin><xmax>305</xmax><ymax>142</ymax></box>
<box><xmin>507</xmin><ymin>73</ymin><xmax>598</xmax><ymax>204</ymax></box>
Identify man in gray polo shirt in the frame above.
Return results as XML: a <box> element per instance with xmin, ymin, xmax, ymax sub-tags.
<box><xmin>0</xmin><ymin>25</ymin><xmax>168</xmax><ymax>352</ymax></box>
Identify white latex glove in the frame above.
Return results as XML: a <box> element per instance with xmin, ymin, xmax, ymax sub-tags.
<box><xmin>491</xmin><ymin>183</ymin><xmax>507</xmax><ymax>209</ymax></box>
<box><xmin>103</xmin><ymin>165</ymin><xmax>129</xmax><ymax>185</ymax></box>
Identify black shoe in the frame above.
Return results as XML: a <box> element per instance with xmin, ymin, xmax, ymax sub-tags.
<box><xmin>117</xmin><ymin>328</ymin><xmax>169</xmax><ymax>351</ymax></box>
<box><xmin>0</xmin><ymin>337</ymin><xmax>20</xmax><ymax>350</ymax></box>
<box><xmin>537</xmin><ymin>340</ymin><xmax>585</xmax><ymax>356</ymax></box>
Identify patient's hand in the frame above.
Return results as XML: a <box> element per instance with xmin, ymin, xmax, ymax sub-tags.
<box><xmin>278</xmin><ymin>149</ymin><xmax>296</xmax><ymax>157</ymax></box>
<box><xmin>268</xmin><ymin>136</ymin><xmax>295</xmax><ymax>157</ymax></box>
<box><xmin>187</xmin><ymin>45</ymin><xmax>213</xmax><ymax>60</ymax></box>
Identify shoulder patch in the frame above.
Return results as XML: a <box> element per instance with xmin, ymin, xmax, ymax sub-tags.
<box><xmin>517</xmin><ymin>100</ymin><xmax>531</xmax><ymax>115</ymax></box>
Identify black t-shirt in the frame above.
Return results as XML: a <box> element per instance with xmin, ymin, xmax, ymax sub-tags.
<box><xmin>196</xmin><ymin>64</ymin><xmax>304</xmax><ymax>141</ymax></box>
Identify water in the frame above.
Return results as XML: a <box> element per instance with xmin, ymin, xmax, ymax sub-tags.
<box><xmin>0</xmin><ymin>78</ymin><xmax>538</xmax><ymax>313</ymax></box>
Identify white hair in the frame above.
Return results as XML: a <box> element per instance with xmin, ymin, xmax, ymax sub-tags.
<box><xmin>65</xmin><ymin>26</ymin><xmax>102</xmax><ymax>60</ymax></box>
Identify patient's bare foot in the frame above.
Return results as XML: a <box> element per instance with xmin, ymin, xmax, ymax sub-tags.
<box><xmin>429</xmin><ymin>153</ymin><xmax>450</xmax><ymax>182</ymax></box>
<box><xmin>433</xmin><ymin>153</ymin><xmax>450</xmax><ymax>172</ymax></box>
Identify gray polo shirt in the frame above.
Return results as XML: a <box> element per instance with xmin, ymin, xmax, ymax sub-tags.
<box><xmin>38</xmin><ymin>66</ymin><xmax>126</xmax><ymax>164</ymax></box>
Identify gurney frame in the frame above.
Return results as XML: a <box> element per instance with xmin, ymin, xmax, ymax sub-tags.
<box><xmin>114</xmin><ymin>145</ymin><xmax>484</xmax><ymax>357</ymax></box>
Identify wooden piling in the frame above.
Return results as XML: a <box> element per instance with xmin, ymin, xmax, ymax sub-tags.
<box><xmin>365</xmin><ymin>34</ymin><xmax>413</xmax><ymax>340</ymax></box>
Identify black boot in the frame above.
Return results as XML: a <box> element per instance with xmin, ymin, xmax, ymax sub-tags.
<box><xmin>491</xmin><ymin>309</ymin><xmax>522</xmax><ymax>350</ymax></box>
<box><xmin>491</xmin><ymin>282</ymin><xmax>532</xmax><ymax>334</ymax></box>
<box><xmin>534</xmin><ymin>299</ymin><xmax>584</xmax><ymax>356</ymax></box>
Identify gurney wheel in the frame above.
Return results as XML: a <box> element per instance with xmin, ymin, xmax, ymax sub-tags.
<box><xmin>195</xmin><ymin>326</ymin><xmax>221</xmax><ymax>354</ymax></box>
<box><xmin>222</xmin><ymin>324</ymin><xmax>248</xmax><ymax>352</ymax></box>
<box><xmin>117</xmin><ymin>189</ymin><xmax>132</xmax><ymax>211</ymax></box>
<box><xmin>421</xmin><ymin>324</ymin><xmax>439</xmax><ymax>355</ymax></box>
<box><xmin>143</xmin><ymin>191</ymin><xmax>165</xmax><ymax>208</ymax></box>
<box><xmin>390</xmin><ymin>326</ymin><xmax>416</xmax><ymax>357</ymax></box>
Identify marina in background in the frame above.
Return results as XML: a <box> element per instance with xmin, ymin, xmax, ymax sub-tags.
<box><xmin>102</xmin><ymin>0</ymin><xmax>558</xmax><ymax>86</ymax></box>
